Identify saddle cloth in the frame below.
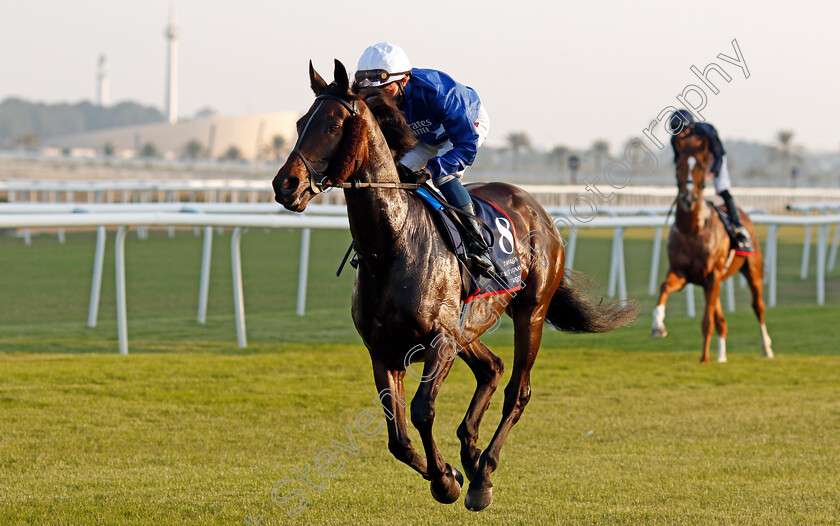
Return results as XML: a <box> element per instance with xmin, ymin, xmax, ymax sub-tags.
<box><xmin>414</xmin><ymin>186</ymin><xmax>522</xmax><ymax>303</ymax></box>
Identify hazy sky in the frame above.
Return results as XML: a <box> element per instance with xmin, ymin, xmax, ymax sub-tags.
<box><xmin>1</xmin><ymin>0</ymin><xmax>838</xmax><ymax>152</ymax></box>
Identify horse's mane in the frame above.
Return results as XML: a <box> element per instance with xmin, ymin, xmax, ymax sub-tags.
<box><xmin>352</xmin><ymin>85</ymin><xmax>418</xmax><ymax>161</ymax></box>
<box><xmin>317</xmin><ymin>83</ymin><xmax>369</xmax><ymax>185</ymax></box>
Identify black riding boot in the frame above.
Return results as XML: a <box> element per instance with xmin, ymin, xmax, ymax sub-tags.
<box><xmin>458</xmin><ymin>203</ymin><xmax>495</xmax><ymax>276</ymax></box>
<box><xmin>720</xmin><ymin>190</ymin><xmax>753</xmax><ymax>253</ymax></box>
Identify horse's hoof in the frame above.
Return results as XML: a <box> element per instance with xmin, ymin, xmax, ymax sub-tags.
<box><xmin>763</xmin><ymin>349</ymin><xmax>775</xmax><ymax>359</ymax></box>
<box><xmin>465</xmin><ymin>485</ymin><xmax>493</xmax><ymax>511</ymax></box>
<box><xmin>452</xmin><ymin>466</ymin><xmax>464</xmax><ymax>487</ymax></box>
<box><xmin>717</xmin><ymin>356</ymin><xmax>727</xmax><ymax>363</ymax></box>
<box><xmin>430</xmin><ymin>466</ymin><xmax>462</xmax><ymax>504</ymax></box>
<box><xmin>651</xmin><ymin>327</ymin><xmax>668</xmax><ymax>338</ymax></box>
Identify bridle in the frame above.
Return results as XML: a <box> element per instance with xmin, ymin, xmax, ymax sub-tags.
<box><xmin>676</xmin><ymin>154</ymin><xmax>705</xmax><ymax>211</ymax></box>
<box><xmin>289</xmin><ymin>93</ymin><xmax>419</xmax><ymax>194</ymax></box>
<box><xmin>289</xmin><ymin>94</ymin><xmax>359</xmax><ymax>195</ymax></box>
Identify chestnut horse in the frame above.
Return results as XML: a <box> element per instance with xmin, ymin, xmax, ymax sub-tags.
<box><xmin>651</xmin><ymin>131</ymin><xmax>774</xmax><ymax>363</ymax></box>
<box><xmin>272</xmin><ymin>60</ymin><xmax>638</xmax><ymax>511</ymax></box>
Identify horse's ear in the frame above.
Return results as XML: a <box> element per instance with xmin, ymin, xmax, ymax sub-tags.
<box><xmin>310</xmin><ymin>60</ymin><xmax>327</xmax><ymax>95</ymax></box>
<box><xmin>334</xmin><ymin>59</ymin><xmax>349</xmax><ymax>93</ymax></box>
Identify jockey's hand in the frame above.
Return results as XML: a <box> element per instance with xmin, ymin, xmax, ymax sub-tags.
<box><xmin>411</xmin><ymin>167</ymin><xmax>431</xmax><ymax>184</ymax></box>
<box><xmin>396</xmin><ymin>163</ymin><xmax>428</xmax><ymax>184</ymax></box>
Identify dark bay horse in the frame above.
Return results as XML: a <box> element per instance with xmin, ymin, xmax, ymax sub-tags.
<box><xmin>272</xmin><ymin>60</ymin><xmax>638</xmax><ymax>511</ymax></box>
<box><xmin>651</xmin><ymin>132</ymin><xmax>774</xmax><ymax>363</ymax></box>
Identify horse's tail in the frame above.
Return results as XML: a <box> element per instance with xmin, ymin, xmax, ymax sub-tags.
<box><xmin>545</xmin><ymin>270</ymin><xmax>640</xmax><ymax>333</ymax></box>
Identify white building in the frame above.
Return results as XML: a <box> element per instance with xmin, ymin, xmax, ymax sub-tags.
<box><xmin>47</xmin><ymin>111</ymin><xmax>298</xmax><ymax>161</ymax></box>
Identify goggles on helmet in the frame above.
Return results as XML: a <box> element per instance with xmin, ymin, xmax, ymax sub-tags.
<box><xmin>354</xmin><ymin>69</ymin><xmax>411</xmax><ymax>84</ymax></box>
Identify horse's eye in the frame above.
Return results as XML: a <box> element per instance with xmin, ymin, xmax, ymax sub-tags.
<box><xmin>329</xmin><ymin>122</ymin><xmax>341</xmax><ymax>132</ymax></box>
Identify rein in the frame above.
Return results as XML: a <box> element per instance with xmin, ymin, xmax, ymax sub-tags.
<box><xmin>291</xmin><ymin>93</ymin><xmax>421</xmax><ymax>193</ymax></box>
<box><xmin>665</xmin><ymin>197</ymin><xmax>677</xmax><ymax>226</ymax></box>
<box><xmin>338</xmin><ymin>180</ymin><xmax>420</xmax><ymax>190</ymax></box>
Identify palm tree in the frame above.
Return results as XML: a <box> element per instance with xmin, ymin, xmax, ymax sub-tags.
<box><xmin>775</xmin><ymin>130</ymin><xmax>796</xmax><ymax>186</ymax></box>
<box><xmin>183</xmin><ymin>139</ymin><xmax>204</xmax><ymax>159</ymax></box>
<box><xmin>221</xmin><ymin>145</ymin><xmax>242</xmax><ymax>161</ymax></box>
<box><xmin>140</xmin><ymin>142</ymin><xmax>159</xmax><ymax>158</ymax></box>
<box><xmin>590</xmin><ymin>139</ymin><xmax>610</xmax><ymax>173</ymax></box>
<box><xmin>507</xmin><ymin>132</ymin><xmax>532</xmax><ymax>172</ymax></box>
<box><xmin>549</xmin><ymin>145</ymin><xmax>569</xmax><ymax>174</ymax></box>
<box><xmin>15</xmin><ymin>133</ymin><xmax>40</xmax><ymax>151</ymax></box>
<box><xmin>623</xmin><ymin>137</ymin><xmax>647</xmax><ymax>175</ymax></box>
<box><xmin>263</xmin><ymin>134</ymin><xmax>287</xmax><ymax>162</ymax></box>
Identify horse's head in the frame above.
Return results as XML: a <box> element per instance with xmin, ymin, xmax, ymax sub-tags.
<box><xmin>272</xmin><ymin>60</ymin><xmax>369</xmax><ymax>212</ymax></box>
<box><xmin>674</xmin><ymin>134</ymin><xmax>709</xmax><ymax>211</ymax></box>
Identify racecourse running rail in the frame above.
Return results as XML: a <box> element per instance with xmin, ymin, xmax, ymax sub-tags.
<box><xmin>1</xmin><ymin>204</ymin><xmax>838</xmax><ymax>354</ymax></box>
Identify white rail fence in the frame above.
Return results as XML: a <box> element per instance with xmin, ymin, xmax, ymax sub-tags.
<box><xmin>787</xmin><ymin>203</ymin><xmax>840</xmax><ymax>279</ymax></box>
<box><xmin>1</xmin><ymin>205</ymin><xmax>839</xmax><ymax>354</ymax></box>
<box><xmin>4</xmin><ymin>179</ymin><xmax>840</xmax><ymax>213</ymax></box>
<box><xmin>1</xmin><ymin>211</ymin><xmax>348</xmax><ymax>355</ymax></box>
<box><xmin>0</xmin><ymin>179</ymin><xmax>334</xmax><ymax>207</ymax></box>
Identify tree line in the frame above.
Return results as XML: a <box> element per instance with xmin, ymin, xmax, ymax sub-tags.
<box><xmin>0</xmin><ymin>97</ymin><xmax>164</xmax><ymax>149</ymax></box>
<box><xmin>1</xmin><ymin>97</ymin><xmax>816</xmax><ymax>185</ymax></box>
<box><xmin>481</xmin><ymin>130</ymin><xmax>816</xmax><ymax>186</ymax></box>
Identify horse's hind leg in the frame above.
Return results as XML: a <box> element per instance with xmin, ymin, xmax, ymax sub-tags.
<box><xmin>456</xmin><ymin>340</ymin><xmax>504</xmax><ymax>482</ymax></box>
<box><xmin>465</xmin><ymin>308</ymin><xmax>544</xmax><ymax>511</ymax></box>
<box><xmin>714</xmin><ymin>297</ymin><xmax>728</xmax><ymax>363</ymax></box>
<box><xmin>371</xmin><ymin>359</ymin><xmax>429</xmax><ymax>478</ymax></box>
<box><xmin>741</xmin><ymin>256</ymin><xmax>774</xmax><ymax>358</ymax></box>
<box><xmin>652</xmin><ymin>270</ymin><xmax>686</xmax><ymax>338</ymax></box>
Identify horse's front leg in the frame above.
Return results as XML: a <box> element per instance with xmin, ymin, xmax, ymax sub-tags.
<box><xmin>371</xmin><ymin>359</ymin><xmax>428</xmax><ymax>478</ymax></box>
<box><xmin>409</xmin><ymin>334</ymin><xmax>463</xmax><ymax>504</ymax></box>
<box><xmin>652</xmin><ymin>269</ymin><xmax>686</xmax><ymax>338</ymax></box>
<box><xmin>700</xmin><ymin>273</ymin><xmax>722</xmax><ymax>364</ymax></box>
<box><xmin>456</xmin><ymin>340</ymin><xmax>505</xmax><ymax>482</ymax></box>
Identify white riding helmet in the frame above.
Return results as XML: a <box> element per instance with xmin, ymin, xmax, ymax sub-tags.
<box><xmin>355</xmin><ymin>42</ymin><xmax>412</xmax><ymax>87</ymax></box>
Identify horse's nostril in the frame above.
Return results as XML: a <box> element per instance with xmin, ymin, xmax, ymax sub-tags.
<box><xmin>283</xmin><ymin>177</ymin><xmax>299</xmax><ymax>190</ymax></box>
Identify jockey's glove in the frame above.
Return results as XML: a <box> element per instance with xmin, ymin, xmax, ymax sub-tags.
<box><xmin>396</xmin><ymin>164</ymin><xmax>429</xmax><ymax>184</ymax></box>
<box><xmin>412</xmin><ymin>167</ymin><xmax>431</xmax><ymax>184</ymax></box>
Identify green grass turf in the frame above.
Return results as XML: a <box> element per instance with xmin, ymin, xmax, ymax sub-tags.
<box><xmin>1</xmin><ymin>227</ymin><xmax>839</xmax><ymax>524</ymax></box>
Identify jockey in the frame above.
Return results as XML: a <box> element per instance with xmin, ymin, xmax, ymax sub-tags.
<box><xmin>669</xmin><ymin>109</ymin><xmax>753</xmax><ymax>255</ymax></box>
<box><xmin>354</xmin><ymin>42</ymin><xmax>494</xmax><ymax>275</ymax></box>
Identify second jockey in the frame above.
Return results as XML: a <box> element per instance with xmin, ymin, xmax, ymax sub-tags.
<box><xmin>670</xmin><ymin>109</ymin><xmax>754</xmax><ymax>255</ymax></box>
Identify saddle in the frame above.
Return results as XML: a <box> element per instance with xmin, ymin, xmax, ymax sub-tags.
<box><xmin>413</xmin><ymin>185</ymin><xmax>523</xmax><ymax>303</ymax></box>
<box><xmin>710</xmin><ymin>201</ymin><xmax>754</xmax><ymax>257</ymax></box>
